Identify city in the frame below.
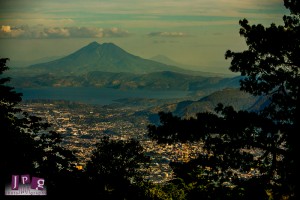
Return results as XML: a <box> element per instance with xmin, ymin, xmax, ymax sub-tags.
<box><xmin>19</xmin><ymin>100</ymin><xmax>204</xmax><ymax>183</ymax></box>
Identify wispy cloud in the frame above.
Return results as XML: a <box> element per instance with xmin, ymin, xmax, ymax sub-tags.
<box><xmin>0</xmin><ymin>25</ymin><xmax>130</xmax><ymax>39</ymax></box>
<box><xmin>148</xmin><ymin>32</ymin><xmax>188</xmax><ymax>37</ymax></box>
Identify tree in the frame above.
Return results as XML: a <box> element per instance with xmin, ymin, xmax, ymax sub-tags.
<box><xmin>85</xmin><ymin>136</ymin><xmax>150</xmax><ymax>199</ymax></box>
<box><xmin>1</xmin><ymin>58</ymin><xmax>78</xmax><ymax>197</ymax></box>
<box><xmin>147</xmin><ymin>0</ymin><xmax>299</xmax><ymax>199</ymax></box>
<box><xmin>224</xmin><ymin>0</ymin><xmax>299</xmax><ymax>198</ymax></box>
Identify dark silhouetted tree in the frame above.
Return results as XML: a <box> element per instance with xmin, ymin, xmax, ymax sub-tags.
<box><xmin>147</xmin><ymin>0</ymin><xmax>299</xmax><ymax>199</ymax></box>
<box><xmin>85</xmin><ymin>136</ymin><xmax>150</xmax><ymax>199</ymax></box>
<box><xmin>224</xmin><ymin>0</ymin><xmax>299</xmax><ymax>198</ymax></box>
<box><xmin>1</xmin><ymin>58</ymin><xmax>79</xmax><ymax>198</ymax></box>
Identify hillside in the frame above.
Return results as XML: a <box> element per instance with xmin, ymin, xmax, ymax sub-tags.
<box><xmin>11</xmin><ymin>71</ymin><xmax>240</xmax><ymax>92</ymax></box>
<box><xmin>148</xmin><ymin>88</ymin><xmax>268</xmax><ymax>119</ymax></box>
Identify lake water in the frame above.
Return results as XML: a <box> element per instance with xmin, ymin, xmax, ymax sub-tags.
<box><xmin>16</xmin><ymin>87</ymin><xmax>190</xmax><ymax>105</ymax></box>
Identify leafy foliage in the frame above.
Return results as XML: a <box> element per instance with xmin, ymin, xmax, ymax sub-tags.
<box><xmin>1</xmin><ymin>58</ymin><xmax>78</xmax><ymax>197</ymax></box>
<box><xmin>85</xmin><ymin>136</ymin><xmax>150</xmax><ymax>199</ymax></box>
<box><xmin>147</xmin><ymin>1</ymin><xmax>299</xmax><ymax>199</ymax></box>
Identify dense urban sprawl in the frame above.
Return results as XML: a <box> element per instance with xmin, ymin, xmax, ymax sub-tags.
<box><xmin>19</xmin><ymin>101</ymin><xmax>204</xmax><ymax>183</ymax></box>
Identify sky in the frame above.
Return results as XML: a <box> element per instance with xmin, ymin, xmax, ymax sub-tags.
<box><xmin>0</xmin><ymin>0</ymin><xmax>288</xmax><ymax>74</ymax></box>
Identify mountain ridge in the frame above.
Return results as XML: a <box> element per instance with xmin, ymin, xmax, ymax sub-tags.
<box><xmin>28</xmin><ymin>42</ymin><xmax>188</xmax><ymax>74</ymax></box>
<box><xmin>12</xmin><ymin>70</ymin><xmax>240</xmax><ymax>91</ymax></box>
<box><xmin>147</xmin><ymin>88</ymin><xmax>267</xmax><ymax>119</ymax></box>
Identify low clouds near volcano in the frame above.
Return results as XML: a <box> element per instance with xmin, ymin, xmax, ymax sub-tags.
<box><xmin>0</xmin><ymin>25</ymin><xmax>130</xmax><ymax>39</ymax></box>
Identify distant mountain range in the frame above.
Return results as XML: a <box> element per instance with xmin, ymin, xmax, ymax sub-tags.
<box><xmin>10</xmin><ymin>41</ymin><xmax>253</xmax><ymax>115</ymax></box>
<box><xmin>7</xmin><ymin>41</ymin><xmax>231</xmax><ymax>77</ymax></box>
<box><xmin>28</xmin><ymin>42</ymin><xmax>188</xmax><ymax>75</ymax></box>
<box><xmin>10</xmin><ymin>41</ymin><xmax>241</xmax><ymax>92</ymax></box>
<box><xmin>8</xmin><ymin>42</ymin><xmax>269</xmax><ymax>121</ymax></box>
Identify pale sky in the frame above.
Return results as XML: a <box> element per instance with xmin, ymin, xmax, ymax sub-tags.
<box><xmin>0</xmin><ymin>0</ymin><xmax>288</xmax><ymax>74</ymax></box>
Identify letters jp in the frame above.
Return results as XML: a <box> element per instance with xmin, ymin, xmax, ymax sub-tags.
<box><xmin>11</xmin><ymin>175</ymin><xmax>45</xmax><ymax>190</ymax></box>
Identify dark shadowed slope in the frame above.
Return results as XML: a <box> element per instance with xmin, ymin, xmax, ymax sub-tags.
<box><xmin>150</xmin><ymin>88</ymin><xmax>267</xmax><ymax>118</ymax></box>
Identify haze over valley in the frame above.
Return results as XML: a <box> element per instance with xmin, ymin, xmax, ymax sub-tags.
<box><xmin>8</xmin><ymin>41</ymin><xmax>245</xmax><ymax>107</ymax></box>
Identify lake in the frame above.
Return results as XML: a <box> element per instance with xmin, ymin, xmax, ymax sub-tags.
<box><xmin>16</xmin><ymin>87</ymin><xmax>190</xmax><ymax>105</ymax></box>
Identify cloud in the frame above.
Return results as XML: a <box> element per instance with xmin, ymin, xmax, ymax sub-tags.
<box><xmin>148</xmin><ymin>31</ymin><xmax>188</xmax><ymax>37</ymax></box>
<box><xmin>1</xmin><ymin>25</ymin><xmax>11</xmax><ymax>32</ymax></box>
<box><xmin>102</xmin><ymin>27</ymin><xmax>130</xmax><ymax>37</ymax></box>
<box><xmin>0</xmin><ymin>25</ymin><xmax>29</xmax><ymax>38</ymax></box>
<box><xmin>152</xmin><ymin>40</ymin><xmax>178</xmax><ymax>44</ymax></box>
<box><xmin>44</xmin><ymin>27</ymin><xmax>70</xmax><ymax>38</ymax></box>
<box><xmin>0</xmin><ymin>25</ymin><xmax>130</xmax><ymax>39</ymax></box>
